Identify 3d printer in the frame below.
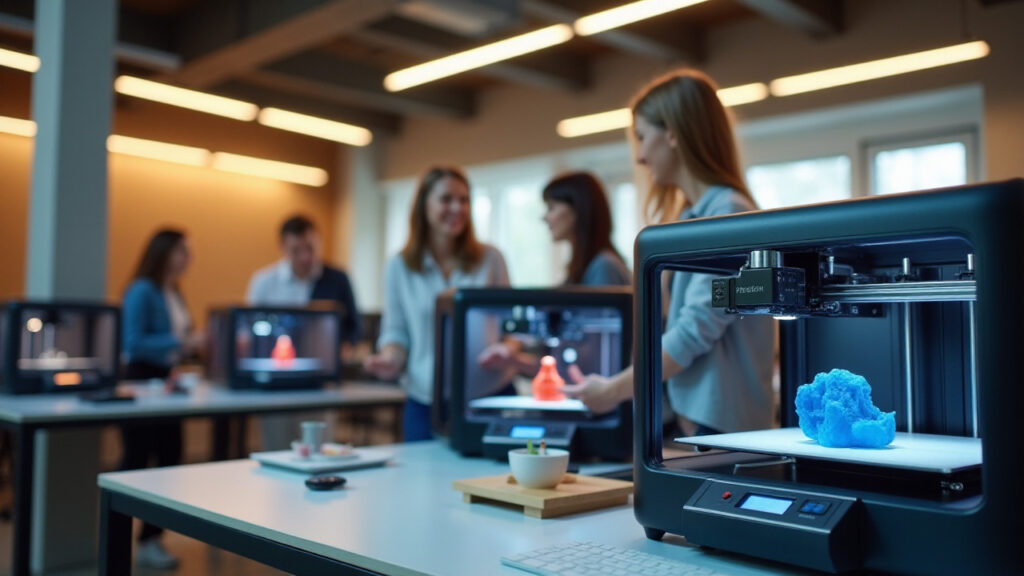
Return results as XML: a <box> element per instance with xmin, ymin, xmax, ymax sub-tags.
<box><xmin>633</xmin><ymin>180</ymin><xmax>1023</xmax><ymax>575</ymax></box>
<box><xmin>433</xmin><ymin>288</ymin><xmax>633</xmax><ymax>461</ymax></box>
<box><xmin>0</xmin><ymin>301</ymin><xmax>120</xmax><ymax>394</ymax></box>
<box><xmin>206</xmin><ymin>304</ymin><xmax>342</xmax><ymax>389</ymax></box>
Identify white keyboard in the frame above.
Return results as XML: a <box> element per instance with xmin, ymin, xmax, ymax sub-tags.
<box><xmin>501</xmin><ymin>540</ymin><xmax>729</xmax><ymax>576</ymax></box>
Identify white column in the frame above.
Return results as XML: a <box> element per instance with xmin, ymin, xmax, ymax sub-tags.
<box><xmin>335</xmin><ymin>141</ymin><xmax>387</xmax><ymax>311</ymax></box>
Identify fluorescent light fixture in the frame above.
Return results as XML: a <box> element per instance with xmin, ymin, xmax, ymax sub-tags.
<box><xmin>0</xmin><ymin>47</ymin><xmax>39</xmax><ymax>73</ymax></box>
<box><xmin>257</xmin><ymin>108</ymin><xmax>373</xmax><ymax>146</ymax></box>
<box><xmin>556</xmin><ymin>83</ymin><xmax>769</xmax><ymax>138</ymax></box>
<box><xmin>717</xmin><ymin>82</ymin><xmax>769</xmax><ymax>107</ymax></box>
<box><xmin>114</xmin><ymin>75</ymin><xmax>259</xmax><ymax>121</ymax></box>
<box><xmin>211</xmin><ymin>152</ymin><xmax>329</xmax><ymax>187</ymax></box>
<box><xmin>770</xmin><ymin>40</ymin><xmax>991</xmax><ymax>97</ymax></box>
<box><xmin>384</xmin><ymin>24</ymin><xmax>573</xmax><ymax>92</ymax></box>
<box><xmin>574</xmin><ymin>0</ymin><xmax>708</xmax><ymax>36</ymax></box>
<box><xmin>0</xmin><ymin>115</ymin><xmax>36</xmax><ymax>137</ymax></box>
<box><xmin>107</xmin><ymin>134</ymin><xmax>211</xmax><ymax>167</ymax></box>
<box><xmin>557</xmin><ymin>108</ymin><xmax>631</xmax><ymax>139</ymax></box>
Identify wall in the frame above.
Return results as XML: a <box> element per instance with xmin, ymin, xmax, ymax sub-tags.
<box><xmin>383</xmin><ymin>0</ymin><xmax>1024</xmax><ymax>181</ymax></box>
<box><xmin>0</xmin><ymin>68</ymin><xmax>345</xmax><ymax>325</ymax></box>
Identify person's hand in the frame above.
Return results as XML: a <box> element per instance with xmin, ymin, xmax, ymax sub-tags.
<box><xmin>561</xmin><ymin>365</ymin><xmax>626</xmax><ymax>415</ymax></box>
<box><xmin>363</xmin><ymin>353</ymin><xmax>403</xmax><ymax>381</ymax></box>
<box><xmin>183</xmin><ymin>331</ymin><xmax>208</xmax><ymax>356</ymax></box>
<box><xmin>477</xmin><ymin>343</ymin><xmax>514</xmax><ymax>371</ymax></box>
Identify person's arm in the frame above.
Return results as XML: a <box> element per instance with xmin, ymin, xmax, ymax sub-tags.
<box><xmin>660</xmin><ymin>271</ymin><xmax>737</xmax><ymax>371</ymax></box>
<box><xmin>562</xmin><ymin>350</ymin><xmax>681</xmax><ymax>414</ymax></box>
<box><xmin>487</xmin><ymin>247</ymin><xmax>510</xmax><ymax>287</ymax></box>
<box><xmin>339</xmin><ymin>271</ymin><xmax>362</xmax><ymax>345</ymax></box>
<box><xmin>363</xmin><ymin>258</ymin><xmax>410</xmax><ymax>380</ymax></box>
<box><xmin>122</xmin><ymin>282</ymin><xmax>180</xmax><ymax>360</ymax></box>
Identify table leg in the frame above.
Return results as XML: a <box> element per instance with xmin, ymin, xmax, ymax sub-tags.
<box><xmin>98</xmin><ymin>490</ymin><xmax>132</xmax><ymax>575</ymax></box>
<box><xmin>12</xmin><ymin>425</ymin><xmax>34</xmax><ymax>576</ymax></box>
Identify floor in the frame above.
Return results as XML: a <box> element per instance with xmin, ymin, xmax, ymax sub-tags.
<box><xmin>0</xmin><ymin>406</ymin><xmax>399</xmax><ymax>575</ymax></box>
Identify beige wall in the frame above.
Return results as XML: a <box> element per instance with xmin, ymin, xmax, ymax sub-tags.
<box><xmin>0</xmin><ymin>68</ymin><xmax>345</xmax><ymax>326</ymax></box>
<box><xmin>383</xmin><ymin>0</ymin><xmax>1024</xmax><ymax>182</ymax></box>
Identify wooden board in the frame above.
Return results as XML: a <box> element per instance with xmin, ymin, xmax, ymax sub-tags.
<box><xmin>453</xmin><ymin>474</ymin><xmax>633</xmax><ymax>518</ymax></box>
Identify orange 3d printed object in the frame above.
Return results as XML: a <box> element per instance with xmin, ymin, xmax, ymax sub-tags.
<box><xmin>271</xmin><ymin>334</ymin><xmax>296</xmax><ymax>365</ymax></box>
<box><xmin>532</xmin><ymin>355</ymin><xmax>566</xmax><ymax>401</ymax></box>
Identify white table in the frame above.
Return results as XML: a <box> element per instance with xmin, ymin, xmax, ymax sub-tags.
<box><xmin>0</xmin><ymin>380</ymin><xmax>405</xmax><ymax>576</ymax></box>
<box><xmin>98</xmin><ymin>441</ymin><xmax>812</xmax><ymax>576</ymax></box>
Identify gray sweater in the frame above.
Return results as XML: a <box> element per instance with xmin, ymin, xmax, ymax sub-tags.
<box><xmin>662</xmin><ymin>187</ymin><xmax>776</xmax><ymax>432</ymax></box>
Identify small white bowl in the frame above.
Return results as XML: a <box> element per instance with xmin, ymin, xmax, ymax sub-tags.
<box><xmin>508</xmin><ymin>448</ymin><xmax>570</xmax><ymax>489</ymax></box>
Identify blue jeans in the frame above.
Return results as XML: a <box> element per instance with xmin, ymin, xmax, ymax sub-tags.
<box><xmin>403</xmin><ymin>398</ymin><xmax>434</xmax><ymax>442</ymax></box>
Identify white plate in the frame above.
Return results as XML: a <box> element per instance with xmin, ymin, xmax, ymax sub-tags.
<box><xmin>250</xmin><ymin>446</ymin><xmax>393</xmax><ymax>474</ymax></box>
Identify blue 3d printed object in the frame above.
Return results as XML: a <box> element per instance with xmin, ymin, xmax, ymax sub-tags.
<box><xmin>795</xmin><ymin>369</ymin><xmax>896</xmax><ymax>448</ymax></box>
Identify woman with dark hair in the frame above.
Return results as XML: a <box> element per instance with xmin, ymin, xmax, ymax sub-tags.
<box><xmin>120</xmin><ymin>228</ymin><xmax>203</xmax><ymax>569</ymax></box>
<box><xmin>564</xmin><ymin>69</ymin><xmax>775</xmax><ymax>438</ymax></box>
<box><xmin>542</xmin><ymin>171</ymin><xmax>630</xmax><ymax>286</ymax></box>
<box><xmin>363</xmin><ymin>166</ymin><xmax>509</xmax><ymax>441</ymax></box>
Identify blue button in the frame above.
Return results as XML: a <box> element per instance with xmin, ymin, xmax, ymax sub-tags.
<box><xmin>800</xmin><ymin>502</ymin><xmax>818</xmax><ymax>514</ymax></box>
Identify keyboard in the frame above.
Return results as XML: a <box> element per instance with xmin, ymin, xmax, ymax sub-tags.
<box><xmin>501</xmin><ymin>540</ymin><xmax>729</xmax><ymax>576</ymax></box>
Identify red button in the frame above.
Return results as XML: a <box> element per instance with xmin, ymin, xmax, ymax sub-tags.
<box><xmin>722</xmin><ymin>491</ymin><xmax>732</xmax><ymax>500</ymax></box>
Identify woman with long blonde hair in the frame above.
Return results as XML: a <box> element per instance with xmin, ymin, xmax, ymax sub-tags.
<box><xmin>564</xmin><ymin>69</ymin><xmax>775</xmax><ymax>437</ymax></box>
<box><xmin>363</xmin><ymin>166</ymin><xmax>509</xmax><ymax>441</ymax></box>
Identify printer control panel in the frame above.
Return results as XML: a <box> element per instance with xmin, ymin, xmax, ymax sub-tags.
<box><xmin>685</xmin><ymin>479</ymin><xmax>857</xmax><ymax>529</ymax></box>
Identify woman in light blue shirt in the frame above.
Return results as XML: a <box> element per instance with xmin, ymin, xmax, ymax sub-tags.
<box><xmin>542</xmin><ymin>171</ymin><xmax>631</xmax><ymax>287</ymax></box>
<box><xmin>364</xmin><ymin>166</ymin><xmax>509</xmax><ymax>441</ymax></box>
<box><xmin>120</xmin><ymin>228</ymin><xmax>204</xmax><ymax>569</ymax></box>
<box><xmin>564</xmin><ymin>70</ymin><xmax>775</xmax><ymax>436</ymax></box>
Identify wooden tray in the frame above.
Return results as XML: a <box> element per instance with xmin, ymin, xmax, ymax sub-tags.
<box><xmin>453</xmin><ymin>474</ymin><xmax>633</xmax><ymax>518</ymax></box>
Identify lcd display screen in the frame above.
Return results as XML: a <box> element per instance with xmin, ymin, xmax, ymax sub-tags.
<box><xmin>739</xmin><ymin>494</ymin><xmax>794</xmax><ymax>515</ymax></box>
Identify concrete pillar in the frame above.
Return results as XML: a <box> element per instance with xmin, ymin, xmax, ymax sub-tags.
<box><xmin>335</xmin><ymin>141</ymin><xmax>387</xmax><ymax>311</ymax></box>
<box><xmin>26</xmin><ymin>0</ymin><xmax>116</xmax><ymax>572</ymax></box>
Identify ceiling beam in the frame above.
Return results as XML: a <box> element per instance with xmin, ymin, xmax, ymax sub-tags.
<box><xmin>213</xmin><ymin>80</ymin><xmax>403</xmax><ymax>135</ymax></box>
<box><xmin>168</xmin><ymin>0</ymin><xmax>396</xmax><ymax>88</ymax></box>
<box><xmin>254</xmin><ymin>51</ymin><xmax>476</xmax><ymax>119</ymax></box>
<box><xmin>353</xmin><ymin>17</ymin><xmax>590</xmax><ymax>92</ymax></box>
<box><xmin>520</xmin><ymin>0</ymin><xmax>703</xmax><ymax>63</ymax></box>
<box><xmin>734</xmin><ymin>0</ymin><xmax>843</xmax><ymax>38</ymax></box>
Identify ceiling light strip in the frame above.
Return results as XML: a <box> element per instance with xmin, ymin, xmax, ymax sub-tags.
<box><xmin>770</xmin><ymin>41</ymin><xmax>991</xmax><ymax>97</ymax></box>
<box><xmin>211</xmin><ymin>152</ymin><xmax>329</xmax><ymax>187</ymax></box>
<box><xmin>114</xmin><ymin>75</ymin><xmax>259</xmax><ymax>121</ymax></box>
<box><xmin>556</xmin><ymin>83</ymin><xmax>769</xmax><ymax>138</ymax></box>
<box><xmin>0</xmin><ymin>47</ymin><xmax>40</xmax><ymax>73</ymax></box>
<box><xmin>107</xmin><ymin>134</ymin><xmax>210</xmax><ymax>167</ymax></box>
<box><xmin>574</xmin><ymin>0</ymin><xmax>709</xmax><ymax>36</ymax></box>
<box><xmin>384</xmin><ymin>24</ymin><xmax>574</xmax><ymax>92</ymax></box>
<box><xmin>257</xmin><ymin>108</ymin><xmax>373</xmax><ymax>146</ymax></box>
<box><xmin>0</xmin><ymin>115</ymin><xmax>37</xmax><ymax>137</ymax></box>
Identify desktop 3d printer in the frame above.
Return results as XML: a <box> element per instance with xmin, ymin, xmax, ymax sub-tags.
<box><xmin>633</xmin><ymin>180</ymin><xmax>1023</xmax><ymax>574</ymax></box>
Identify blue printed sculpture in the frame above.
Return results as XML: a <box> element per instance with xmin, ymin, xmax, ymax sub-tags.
<box><xmin>795</xmin><ymin>369</ymin><xmax>896</xmax><ymax>448</ymax></box>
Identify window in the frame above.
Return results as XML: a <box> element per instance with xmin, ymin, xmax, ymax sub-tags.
<box><xmin>867</xmin><ymin>131</ymin><xmax>977</xmax><ymax>196</ymax></box>
<box><xmin>747</xmin><ymin>156</ymin><xmax>852</xmax><ymax>209</ymax></box>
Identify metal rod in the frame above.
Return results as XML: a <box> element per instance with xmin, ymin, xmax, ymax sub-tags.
<box><xmin>903</xmin><ymin>302</ymin><xmax>914</xmax><ymax>434</ymax></box>
<box><xmin>820</xmin><ymin>280</ymin><xmax>976</xmax><ymax>303</ymax></box>
<box><xmin>968</xmin><ymin>301</ymin><xmax>979</xmax><ymax>438</ymax></box>
<box><xmin>967</xmin><ymin>252</ymin><xmax>978</xmax><ymax>438</ymax></box>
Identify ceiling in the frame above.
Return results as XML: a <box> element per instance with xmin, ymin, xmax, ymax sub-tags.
<box><xmin>0</xmin><ymin>0</ymin><xmax>849</xmax><ymax>136</ymax></box>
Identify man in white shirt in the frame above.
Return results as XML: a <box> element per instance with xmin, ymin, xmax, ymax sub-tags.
<box><xmin>247</xmin><ymin>215</ymin><xmax>361</xmax><ymax>449</ymax></box>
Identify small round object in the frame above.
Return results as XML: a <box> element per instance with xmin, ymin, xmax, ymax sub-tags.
<box><xmin>305</xmin><ymin>475</ymin><xmax>346</xmax><ymax>491</ymax></box>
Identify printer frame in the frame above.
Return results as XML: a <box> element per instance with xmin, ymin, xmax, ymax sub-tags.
<box><xmin>206</xmin><ymin>304</ymin><xmax>343</xmax><ymax>390</ymax></box>
<box><xmin>633</xmin><ymin>180</ymin><xmax>1024</xmax><ymax>575</ymax></box>
<box><xmin>433</xmin><ymin>287</ymin><xmax>633</xmax><ymax>461</ymax></box>
<box><xmin>0</xmin><ymin>300</ymin><xmax>120</xmax><ymax>394</ymax></box>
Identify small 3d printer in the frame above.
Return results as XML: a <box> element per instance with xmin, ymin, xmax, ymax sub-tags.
<box><xmin>0</xmin><ymin>301</ymin><xmax>120</xmax><ymax>394</ymax></box>
<box><xmin>633</xmin><ymin>180</ymin><xmax>1023</xmax><ymax>574</ymax></box>
<box><xmin>433</xmin><ymin>287</ymin><xmax>633</xmax><ymax>461</ymax></box>
<box><xmin>206</xmin><ymin>304</ymin><xmax>342</xmax><ymax>389</ymax></box>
